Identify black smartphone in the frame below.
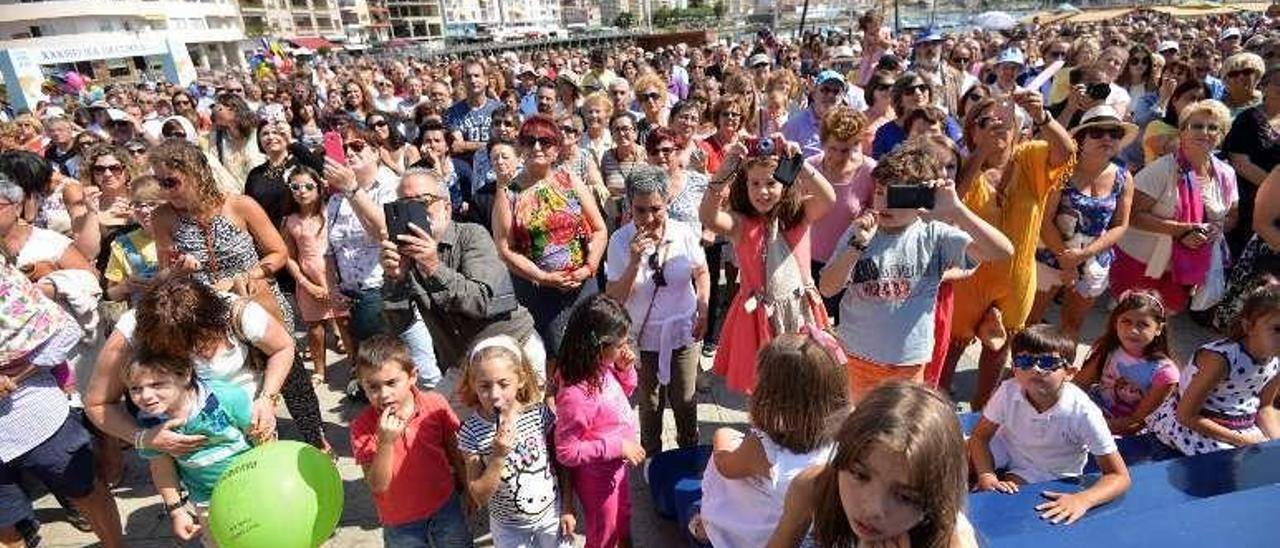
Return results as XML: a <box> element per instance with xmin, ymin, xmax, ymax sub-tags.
<box><xmin>384</xmin><ymin>199</ymin><xmax>432</xmax><ymax>242</ymax></box>
<box><xmin>1086</xmin><ymin>82</ymin><xmax>1111</xmax><ymax>101</ymax></box>
<box><xmin>886</xmin><ymin>184</ymin><xmax>936</xmax><ymax>209</ymax></box>
<box><xmin>773</xmin><ymin>153</ymin><xmax>804</xmax><ymax>187</ymax></box>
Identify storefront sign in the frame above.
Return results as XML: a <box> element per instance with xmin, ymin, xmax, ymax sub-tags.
<box><xmin>37</xmin><ymin>40</ymin><xmax>167</xmax><ymax>65</ymax></box>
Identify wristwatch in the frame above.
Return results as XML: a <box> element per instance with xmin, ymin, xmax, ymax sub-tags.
<box><xmin>164</xmin><ymin>496</ymin><xmax>189</xmax><ymax>515</ymax></box>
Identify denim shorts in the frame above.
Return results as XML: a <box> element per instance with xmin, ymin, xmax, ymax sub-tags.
<box><xmin>382</xmin><ymin>492</ymin><xmax>474</xmax><ymax>548</ymax></box>
<box><xmin>0</xmin><ymin>412</ymin><xmax>96</xmax><ymax>527</ymax></box>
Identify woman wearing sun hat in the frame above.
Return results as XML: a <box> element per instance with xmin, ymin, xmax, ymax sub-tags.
<box><xmin>1026</xmin><ymin>105</ymin><xmax>1136</xmax><ymax>338</ymax></box>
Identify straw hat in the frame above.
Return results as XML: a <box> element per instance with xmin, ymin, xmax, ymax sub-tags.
<box><xmin>1069</xmin><ymin>105</ymin><xmax>1138</xmax><ymax>150</ymax></box>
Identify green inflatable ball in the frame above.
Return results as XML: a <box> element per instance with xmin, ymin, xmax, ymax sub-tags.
<box><xmin>209</xmin><ymin>441</ymin><xmax>343</xmax><ymax>547</ymax></box>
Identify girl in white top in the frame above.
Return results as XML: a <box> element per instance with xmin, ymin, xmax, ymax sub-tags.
<box><xmin>696</xmin><ymin>328</ymin><xmax>851</xmax><ymax>548</ymax></box>
<box><xmin>768</xmin><ymin>381</ymin><xmax>978</xmax><ymax>548</ymax></box>
<box><xmin>1149</xmin><ymin>284</ymin><xmax>1280</xmax><ymax>455</ymax></box>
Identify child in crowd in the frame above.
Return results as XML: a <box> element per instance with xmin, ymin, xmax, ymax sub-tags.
<box><xmin>768</xmin><ymin>381</ymin><xmax>977</xmax><ymax>548</ymax></box>
<box><xmin>819</xmin><ymin>139</ymin><xmax>1013</xmax><ymax>401</ymax></box>
<box><xmin>697</xmin><ymin>327</ymin><xmax>851</xmax><ymax>547</ymax></box>
<box><xmin>281</xmin><ymin>165</ymin><xmax>353</xmax><ymax>385</ymax></box>
<box><xmin>969</xmin><ymin>325</ymin><xmax>1131</xmax><ymax>525</ymax></box>
<box><xmin>1149</xmin><ymin>284</ymin><xmax>1280</xmax><ymax>455</ymax></box>
<box><xmin>349</xmin><ymin>335</ymin><xmax>472</xmax><ymax>547</ymax></box>
<box><xmin>103</xmin><ymin>175</ymin><xmax>162</xmax><ymax>305</ymax></box>
<box><xmin>128</xmin><ymin>354</ymin><xmax>254</xmax><ymax>545</ymax></box>
<box><xmin>699</xmin><ymin>134</ymin><xmax>837</xmax><ymax>394</ymax></box>
<box><xmin>553</xmin><ymin>295</ymin><xmax>644</xmax><ymax>548</ymax></box>
<box><xmin>1076</xmin><ymin>290</ymin><xmax>1179</xmax><ymax>435</ymax></box>
<box><xmin>457</xmin><ymin>335</ymin><xmax>575</xmax><ymax>548</ymax></box>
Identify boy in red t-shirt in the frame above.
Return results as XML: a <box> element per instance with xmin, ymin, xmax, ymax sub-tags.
<box><xmin>349</xmin><ymin>335</ymin><xmax>474</xmax><ymax>547</ymax></box>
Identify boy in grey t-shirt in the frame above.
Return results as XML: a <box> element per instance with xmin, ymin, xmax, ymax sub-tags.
<box><xmin>818</xmin><ymin>140</ymin><xmax>1013</xmax><ymax>400</ymax></box>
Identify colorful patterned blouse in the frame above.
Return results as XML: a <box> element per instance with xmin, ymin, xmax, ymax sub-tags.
<box><xmin>505</xmin><ymin>170</ymin><xmax>591</xmax><ymax>272</ymax></box>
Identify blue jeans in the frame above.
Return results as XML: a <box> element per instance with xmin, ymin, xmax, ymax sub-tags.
<box><xmin>347</xmin><ymin>286</ymin><xmax>440</xmax><ymax>389</ymax></box>
<box><xmin>347</xmin><ymin>287</ymin><xmax>387</xmax><ymax>342</ymax></box>
<box><xmin>382</xmin><ymin>492</ymin><xmax>473</xmax><ymax>548</ymax></box>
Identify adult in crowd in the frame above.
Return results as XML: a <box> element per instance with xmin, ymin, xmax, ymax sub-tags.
<box><xmin>493</xmin><ymin>117</ymin><xmax>607</xmax><ymax>363</ymax></box>
<box><xmin>1220</xmin><ymin>52</ymin><xmax>1264</xmax><ymax>117</ymax></box>
<box><xmin>669</xmin><ymin>101</ymin><xmax>708</xmax><ymax>174</ymax></box>
<box><xmin>647</xmin><ymin>127</ymin><xmax>709</xmax><ymax>228</ymax></box>
<box><xmin>555</xmin><ymin>114</ymin><xmax>605</xmax><ymax>201</ymax></box>
<box><xmin>1026</xmin><ymin>106</ymin><xmax>1135</xmax><ymax>339</ymax></box>
<box><xmin>580</xmin><ymin>93</ymin><xmax>615</xmax><ymax>164</ymax></box>
<box><xmin>43</xmin><ymin>116</ymin><xmax>81</xmax><ymax>178</ymax></box>
<box><xmin>207</xmin><ymin>93</ymin><xmax>263</xmax><ymax>189</ymax></box>
<box><xmin>444</xmin><ymin>60</ymin><xmax>501</xmax><ymax>162</ymax></box>
<box><xmin>413</xmin><ymin>120</ymin><xmax>476</xmax><ymax>222</ymax></box>
<box><xmin>1214</xmin><ymin>165</ymin><xmax>1280</xmax><ymax>331</ymax></box>
<box><xmin>698</xmin><ymin>96</ymin><xmax>748</xmax><ymax>176</ymax></box>
<box><xmin>1111</xmin><ymin>100</ymin><xmax>1238</xmax><ymax>316</ymax></box>
<box><xmin>634</xmin><ymin>73</ymin><xmax>670</xmax><ymax>145</ymax></box>
<box><xmin>870</xmin><ymin>72</ymin><xmax>960</xmax><ymax>159</ymax></box>
<box><xmin>944</xmin><ymin>91</ymin><xmax>1075</xmax><ymax>409</ymax></box>
<box><xmin>1142</xmin><ymin>81</ymin><xmax>1211</xmax><ymax>165</ymax></box>
<box><xmin>0</xmin><ymin>260</ymin><xmax>123</xmax><ymax>548</ymax></box>
<box><xmin>808</xmin><ymin>106</ymin><xmax>875</xmax><ymax>322</ymax></box>
<box><xmin>783</xmin><ymin>70</ymin><xmax>849</xmax><ymax>158</ymax></box>
<box><xmin>367</xmin><ymin>111</ymin><xmax>417</xmax><ymax>176</ymax></box>
<box><xmin>606</xmin><ymin>164</ymin><xmax>709</xmax><ymax>456</ymax></box>
<box><xmin>0</xmin><ymin>150</ymin><xmax>98</xmax><ymax>261</ymax></box>
<box><xmin>78</xmin><ymin>144</ymin><xmax>137</xmax><ymax>271</ymax></box>
<box><xmin>859</xmin><ymin>72</ymin><xmax>897</xmax><ymax>155</ymax></box>
<box><xmin>342</xmin><ymin>80</ymin><xmax>375</xmax><ymax>127</ymax></box>
<box><xmin>244</xmin><ymin>117</ymin><xmax>325</xmax><ymax>226</ymax></box>
<box><xmin>145</xmin><ymin>139</ymin><xmax>328</xmax><ymax>447</ymax></box>
<box><xmin>470</xmin><ymin>106</ymin><xmax>521</xmax><ymax>189</ymax></box>
<box><xmin>323</xmin><ymin>129</ymin><xmax>441</xmax><ymax>388</ymax></box>
<box><xmin>1223</xmin><ymin>66</ymin><xmax>1280</xmax><ymax>257</ymax></box>
<box><xmin>378</xmin><ymin>167</ymin><xmax>545</xmax><ymax>381</ymax></box>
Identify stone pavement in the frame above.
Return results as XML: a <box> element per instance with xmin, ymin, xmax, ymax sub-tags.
<box><xmin>33</xmin><ymin>300</ymin><xmax>1215</xmax><ymax>547</ymax></box>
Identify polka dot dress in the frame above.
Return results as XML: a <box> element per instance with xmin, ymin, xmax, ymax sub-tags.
<box><xmin>1149</xmin><ymin>339</ymin><xmax>1280</xmax><ymax>455</ymax></box>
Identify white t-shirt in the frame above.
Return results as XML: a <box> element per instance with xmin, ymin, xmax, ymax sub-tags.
<box><xmin>984</xmin><ymin>379</ymin><xmax>1117</xmax><ymax>483</ymax></box>
<box><xmin>114</xmin><ymin>298</ymin><xmax>270</xmax><ymax>399</ymax></box>
<box><xmin>605</xmin><ymin>220</ymin><xmax>705</xmax><ymax>353</ymax></box>
<box><xmin>17</xmin><ymin>227</ymin><xmax>72</xmax><ymax>267</ymax></box>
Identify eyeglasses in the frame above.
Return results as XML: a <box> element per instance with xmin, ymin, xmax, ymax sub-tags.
<box><xmin>173</xmin><ymin>99</ymin><xmax>192</xmax><ymax>106</ymax></box>
<box><xmin>560</xmin><ymin>125</ymin><xmax>581</xmax><ymax>135</ymax></box>
<box><xmin>611</xmin><ymin>125</ymin><xmax>636</xmax><ymax>133</ymax></box>
<box><xmin>518</xmin><ymin>135</ymin><xmax>557</xmax><ymax>148</ymax></box>
<box><xmin>163</xmin><ymin>130</ymin><xmax>187</xmax><ymax>139</ymax></box>
<box><xmin>650</xmin><ymin>146</ymin><xmax>676</xmax><ymax>156</ymax></box>
<box><xmin>288</xmin><ymin>182</ymin><xmax>317</xmax><ymax>192</ymax></box>
<box><xmin>647</xmin><ymin>251</ymin><xmax>667</xmax><ymax>287</ymax></box>
<box><xmin>130</xmin><ymin>201</ymin><xmax>161</xmax><ymax>211</ymax></box>
<box><xmin>158</xmin><ymin>176</ymin><xmax>182</xmax><ymax>189</ymax></box>
<box><xmin>1186</xmin><ymin>122</ymin><xmax>1222</xmax><ymax>133</ymax></box>
<box><xmin>92</xmin><ymin>164</ymin><xmax>126</xmax><ymax>175</ymax></box>
<box><xmin>1012</xmin><ymin>354</ymin><xmax>1068</xmax><ymax>372</ymax></box>
<box><xmin>1047</xmin><ymin>50</ymin><xmax>1069</xmax><ymax>59</ymax></box>
<box><xmin>719</xmin><ymin>111</ymin><xmax>742</xmax><ymax>120</ymax></box>
<box><xmin>495</xmin><ymin>119</ymin><xmax>519</xmax><ymax>128</ymax></box>
<box><xmin>127</xmin><ymin>147</ymin><xmax>147</xmax><ymax>156</ymax></box>
<box><xmin>1227</xmin><ymin>69</ymin><xmax>1256</xmax><ymax>79</ymax></box>
<box><xmin>952</xmin><ymin>56</ymin><xmax>971</xmax><ymax>64</ymax></box>
<box><xmin>403</xmin><ymin>192</ymin><xmax>447</xmax><ymax>207</ymax></box>
<box><xmin>220</xmin><ymin>87</ymin><xmax>244</xmax><ymax>95</ymax></box>
<box><xmin>1082</xmin><ymin>127</ymin><xmax>1125</xmax><ymax>140</ymax></box>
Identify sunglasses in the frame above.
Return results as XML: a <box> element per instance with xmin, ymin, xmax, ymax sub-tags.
<box><xmin>159</xmin><ymin>176</ymin><xmax>182</xmax><ymax>189</ymax></box>
<box><xmin>903</xmin><ymin>84</ymin><xmax>930</xmax><ymax>94</ymax></box>
<box><xmin>639</xmin><ymin>91</ymin><xmax>662</xmax><ymax>101</ymax></box>
<box><xmin>92</xmin><ymin>164</ymin><xmax>126</xmax><ymax>175</ymax></box>
<box><xmin>164</xmin><ymin>130</ymin><xmax>187</xmax><ymax>139</ymax></box>
<box><xmin>130</xmin><ymin>201</ymin><xmax>161</xmax><ymax>211</ymax></box>
<box><xmin>370</xmin><ymin>120</ymin><xmax>389</xmax><ymax>128</ymax></box>
<box><xmin>518</xmin><ymin>135</ymin><xmax>557</xmax><ymax>148</ymax></box>
<box><xmin>1227</xmin><ymin>69</ymin><xmax>1256</xmax><ymax>79</ymax></box>
<box><xmin>1186</xmin><ymin>121</ymin><xmax>1222</xmax><ymax>133</ymax></box>
<box><xmin>647</xmin><ymin>251</ymin><xmax>667</xmax><ymax>287</ymax></box>
<box><xmin>127</xmin><ymin>147</ymin><xmax>147</xmax><ymax>156</ymax></box>
<box><xmin>560</xmin><ymin>125</ymin><xmax>581</xmax><ymax>135</ymax></box>
<box><xmin>720</xmin><ymin>111</ymin><xmax>743</xmax><ymax>119</ymax></box>
<box><xmin>495</xmin><ymin>119</ymin><xmax>519</xmax><ymax>128</ymax></box>
<box><xmin>1130</xmin><ymin>57</ymin><xmax>1150</xmax><ymax>65</ymax></box>
<box><xmin>952</xmin><ymin>56</ymin><xmax>972</xmax><ymax>64</ymax></box>
<box><xmin>650</xmin><ymin>146</ymin><xmax>676</xmax><ymax>156</ymax></box>
<box><xmin>346</xmin><ymin>140</ymin><xmax>369</xmax><ymax>154</ymax></box>
<box><xmin>288</xmin><ymin>182</ymin><xmax>317</xmax><ymax>192</ymax></box>
<box><xmin>1047</xmin><ymin>50</ymin><xmax>1069</xmax><ymax>59</ymax></box>
<box><xmin>403</xmin><ymin>192</ymin><xmax>447</xmax><ymax>207</ymax></box>
<box><xmin>1082</xmin><ymin>127</ymin><xmax>1125</xmax><ymax>140</ymax></box>
<box><xmin>1012</xmin><ymin>354</ymin><xmax>1068</xmax><ymax>372</ymax></box>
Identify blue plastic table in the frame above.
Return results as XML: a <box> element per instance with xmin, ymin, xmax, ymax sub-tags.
<box><xmin>969</xmin><ymin>440</ymin><xmax>1280</xmax><ymax>545</ymax></box>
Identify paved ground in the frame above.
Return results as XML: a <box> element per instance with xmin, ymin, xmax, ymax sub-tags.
<box><xmin>33</xmin><ymin>299</ymin><xmax>1216</xmax><ymax>547</ymax></box>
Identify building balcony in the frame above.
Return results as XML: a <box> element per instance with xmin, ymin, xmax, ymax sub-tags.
<box><xmin>1</xmin><ymin>0</ymin><xmax>240</xmax><ymax>24</ymax></box>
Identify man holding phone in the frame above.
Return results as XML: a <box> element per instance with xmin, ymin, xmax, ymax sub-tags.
<box><xmin>378</xmin><ymin>169</ymin><xmax>545</xmax><ymax>384</ymax></box>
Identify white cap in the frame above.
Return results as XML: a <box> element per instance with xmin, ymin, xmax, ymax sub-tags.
<box><xmin>1221</xmin><ymin>27</ymin><xmax>1242</xmax><ymax>41</ymax></box>
<box><xmin>1157</xmin><ymin>40</ymin><xmax>1179</xmax><ymax>54</ymax></box>
<box><xmin>106</xmin><ymin>108</ymin><xmax>130</xmax><ymax>122</ymax></box>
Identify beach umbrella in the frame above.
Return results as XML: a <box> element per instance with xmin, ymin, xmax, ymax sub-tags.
<box><xmin>1056</xmin><ymin>3</ymin><xmax>1081</xmax><ymax>13</ymax></box>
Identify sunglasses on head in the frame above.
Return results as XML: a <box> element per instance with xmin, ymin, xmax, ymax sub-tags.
<box><xmin>288</xmin><ymin>182</ymin><xmax>317</xmax><ymax>192</ymax></box>
<box><xmin>1012</xmin><ymin>354</ymin><xmax>1068</xmax><ymax>372</ymax></box>
<box><xmin>1083</xmin><ymin>127</ymin><xmax>1125</xmax><ymax>140</ymax></box>
<box><xmin>518</xmin><ymin>135</ymin><xmax>557</xmax><ymax>148</ymax></box>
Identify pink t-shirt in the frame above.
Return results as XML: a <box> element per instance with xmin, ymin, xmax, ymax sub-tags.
<box><xmin>554</xmin><ymin>363</ymin><xmax>638</xmax><ymax>466</ymax></box>
<box><xmin>1095</xmin><ymin>348</ymin><xmax>1180</xmax><ymax>419</ymax></box>
<box><xmin>808</xmin><ymin>153</ymin><xmax>876</xmax><ymax>263</ymax></box>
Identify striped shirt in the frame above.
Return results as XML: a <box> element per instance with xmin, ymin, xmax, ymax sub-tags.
<box><xmin>457</xmin><ymin>403</ymin><xmax>559</xmax><ymax>526</ymax></box>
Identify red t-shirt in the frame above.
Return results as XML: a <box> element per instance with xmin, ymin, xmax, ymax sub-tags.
<box><xmin>350</xmin><ymin>388</ymin><xmax>461</xmax><ymax>525</ymax></box>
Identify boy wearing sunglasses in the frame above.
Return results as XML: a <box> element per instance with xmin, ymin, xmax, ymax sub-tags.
<box><xmin>968</xmin><ymin>324</ymin><xmax>1131</xmax><ymax>525</ymax></box>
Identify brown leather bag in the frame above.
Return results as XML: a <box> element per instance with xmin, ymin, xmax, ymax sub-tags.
<box><xmin>197</xmin><ymin>218</ymin><xmax>286</xmax><ymax>324</ymax></box>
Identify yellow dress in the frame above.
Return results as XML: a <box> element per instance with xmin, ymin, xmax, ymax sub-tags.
<box><xmin>950</xmin><ymin>141</ymin><xmax>1075</xmax><ymax>341</ymax></box>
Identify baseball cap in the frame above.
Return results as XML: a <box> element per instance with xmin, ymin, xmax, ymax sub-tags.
<box><xmin>1157</xmin><ymin>40</ymin><xmax>1180</xmax><ymax>54</ymax></box>
<box><xmin>996</xmin><ymin>48</ymin><xmax>1026</xmax><ymax>67</ymax></box>
<box><xmin>815</xmin><ymin>70</ymin><xmax>848</xmax><ymax>89</ymax></box>
<box><xmin>1221</xmin><ymin>28</ymin><xmax>1242</xmax><ymax>41</ymax></box>
<box><xmin>914</xmin><ymin>27</ymin><xmax>945</xmax><ymax>46</ymax></box>
<box><xmin>748</xmin><ymin>53</ymin><xmax>771</xmax><ymax>68</ymax></box>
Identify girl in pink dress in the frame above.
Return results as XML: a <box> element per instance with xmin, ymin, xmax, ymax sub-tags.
<box><xmin>282</xmin><ymin>166</ymin><xmax>353</xmax><ymax>385</ymax></box>
<box><xmin>699</xmin><ymin>135</ymin><xmax>837</xmax><ymax>394</ymax></box>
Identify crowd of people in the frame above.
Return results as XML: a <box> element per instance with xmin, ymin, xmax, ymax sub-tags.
<box><xmin>2</xmin><ymin>6</ymin><xmax>1280</xmax><ymax>547</ymax></box>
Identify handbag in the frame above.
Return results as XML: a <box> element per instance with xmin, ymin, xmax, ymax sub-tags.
<box><xmin>1190</xmin><ymin>238</ymin><xmax>1228</xmax><ymax>311</ymax></box>
<box><xmin>197</xmin><ymin>216</ymin><xmax>286</xmax><ymax>324</ymax></box>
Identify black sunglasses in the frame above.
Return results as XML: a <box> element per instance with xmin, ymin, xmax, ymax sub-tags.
<box><xmin>1082</xmin><ymin>127</ymin><xmax>1125</xmax><ymax>140</ymax></box>
<box><xmin>648</xmin><ymin>251</ymin><xmax>667</xmax><ymax>287</ymax></box>
<box><xmin>518</xmin><ymin>135</ymin><xmax>558</xmax><ymax>148</ymax></box>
